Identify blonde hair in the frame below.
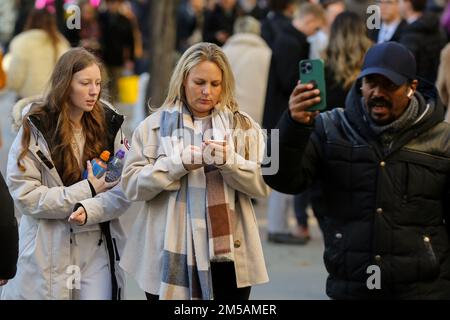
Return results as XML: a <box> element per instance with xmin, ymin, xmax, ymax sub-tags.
<box><xmin>324</xmin><ymin>11</ymin><xmax>373</xmax><ymax>90</ymax></box>
<box><xmin>295</xmin><ymin>2</ymin><xmax>326</xmax><ymax>22</ymax></box>
<box><xmin>234</xmin><ymin>16</ymin><xmax>261</xmax><ymax>35</ymax></box>
<box><xmin>163</xmin><ymin>42</ymin><xmax>251</xmax><ymax>130</ymax></box>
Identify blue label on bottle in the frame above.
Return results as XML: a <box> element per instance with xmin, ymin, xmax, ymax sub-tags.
<box><xmin>82</xmin><ymin>159</ymin><xmax>106</xmax><ymax>179</ymax></box>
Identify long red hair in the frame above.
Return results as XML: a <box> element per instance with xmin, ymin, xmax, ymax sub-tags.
<box><xmin>18</xmin><ymin>48</ymin><xmax>108</xmax><ymax>186</ymax></box>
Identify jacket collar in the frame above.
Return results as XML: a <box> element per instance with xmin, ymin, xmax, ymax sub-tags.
<box><xmin>23</xmin><ymin>100</ymin><xmax>124</xmax><ymax>185</ymax></box>
<box><xmin>343</xmin><ymin>79</ymin><xmax>445</xmax><ymax>157</ymax></box>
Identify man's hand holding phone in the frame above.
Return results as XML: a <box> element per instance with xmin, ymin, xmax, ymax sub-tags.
<box><xmin>289</xmin><ymin>81</ymin><xmax>321</xmax><ymax>125</ymax></box>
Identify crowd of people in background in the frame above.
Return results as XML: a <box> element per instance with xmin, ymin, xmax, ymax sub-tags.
<box><xmin>1</xmin><ymin>0</ymin><xmax>449</xmax><ymax>121</ymax></box>
<box><xmin>0</xmin><ymin>0</ymin><xmax>449</xmax><ymax>300</ymax></box>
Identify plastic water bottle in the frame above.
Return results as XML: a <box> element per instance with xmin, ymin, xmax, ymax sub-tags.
<box><xmin>105</xmin><ymin>150</ymin><xmax>125</xmax><ymax>182</ymax></box>
<box><xmin>83</xmin><ymin>150</ymin><xmax>111</xmax><ymax>179</ymax></box>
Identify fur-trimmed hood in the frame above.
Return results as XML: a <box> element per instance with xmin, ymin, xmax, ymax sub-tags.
<box><xmin>11</xmin><ymin>96</ymin><xmax>123</xmax><ymax>133</ymax></box>
<box><xmin>11</xmin><ymin>95</ymin><xmax>43</xmax><ymax>132</ymax></box>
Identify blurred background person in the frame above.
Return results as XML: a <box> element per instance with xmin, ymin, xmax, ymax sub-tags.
<box><xmin>261</xmin><ymin>0</ymin><xmax>299</xmax><ymax>49</ymax></box>
<box><xmin>263</xmin><ymin>2</ymin><xmax>325</xmax><ymax>130</ymax></box>
<box><xmin>264</xmin><ymin>2</ymin><xmax>325</xmax><ymax>244</ymax></box>
<box><xmin>292</xmin><ymin>11</ymin><xmax>373</xmax><ymax>243</ymax></box>
<box><xmin>98</xmin><ymin>0</ymin><xmax>135</xmax><ymax>103</ymax></box>
<box><xmin>223</xmin><ymin>16</ymin><xmax>271</xmax><ymax>125</ymax></box>
<box><xmin>344</xmin><ymin>0</ymin><xmax>372</xmax><ymax>18</ymax></box>
<box><xmin>7</xmin><ymin>0</ymin><xmax>35</xmax><ymax>50</ymax></box>
<box><xmin>0</xmin><ymin>0</ymin><xmax>16</xmax><ymax>49</ymax></box>
<box><xmin>323</xmin><ymin>11</ymin><xmax>373</xmax><ymax>108</ymax></box>
<box><xmin>293</xmin><ymin>0</ymin><xmax>346</xmax><ymax>243</ymax></box>
<box><xmin>79</xmin><ymin>0</ymin><xmax>102</xmax><ymax>55</ymax></box>
<box><xmin>436</xmin><ymin>42</ymin><xmax>450</xmax><ymax>122</ymax></box>
<box><xmin>441</xmin><ymin>0</ymin><xmax>450</xmax><ymax>40</ymax></box>
<box><xmin>399</xmin><ymin>0</ymin><xmax>447</xmax><ymax>83</ymax></box>
<box><xmin>238</xmin><ymin>0</ymin><xmax>269</xmax><ymax>20</ymax></box>
<box><xmin>308</xmin><ymin>0</ymin><xmax>345</xmax><ymax>59</ymax></box>
<box><xmin>4</xmin><ymin>7</ymin><xmax>69</xmax><ymax>99</ymax></box>
<box><xmin>129</xmin><ymin>0</ymin><xmax>151</xmax><ymax>75</ymax></box>
<box><xmin>368</xmin><ymin>0</ymin><xmax>408</xmax><ymax>44</ymax></box>
<box><xmin>119</xmin><ymin>1</ymin><xmax>143</xmax><ymax>67</ymax></box>
<box><xmin>176</xmin><ymin>0</ymin><xmax>206</xmax><ymax>53</ymax></box>
<box><xmin>203</xmin><ymin>0</ymin><xmax>240</xmax><ymax>46</ymax></box>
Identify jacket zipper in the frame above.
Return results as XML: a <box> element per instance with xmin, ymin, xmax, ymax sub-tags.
<box><xmin>27</xmin><ymin>119</ymin><xmax>66</xmax><ymax>184</ymax></box>
<box><xmin>112</xmin><ymin>238</ymin><xmax>120</xmax><ymax>261</ymax></box>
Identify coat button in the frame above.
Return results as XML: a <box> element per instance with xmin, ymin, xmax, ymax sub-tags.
<box><xmin>376</xmin><ymin>208</ymin><xmax>383</xmax><ymax>214</ymax></box>
<box><xmin>234</xmin><ymin>240</ymin><xmax>241</xmax><ymax>248</ymax></box>
<box><xmin>424</xmin><ymin>236</ymin><xmax>430</xmax><ymax>243</ymax></box>
<box><xmin>375</xmin><ymin>255</ymin><xmax>381</xmax><ymax>262</ymax></box>
<box><xmin>380</xmin><ymin>161</ymin><xmax>386</xmax><ymax>167</ymax></box>
<box><xmin>335</xmin><ymin>233</ymin><xmax>342</xmax><ymax>239</ymax></box>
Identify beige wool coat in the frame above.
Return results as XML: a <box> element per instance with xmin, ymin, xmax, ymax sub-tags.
<box><xmin>120</xmin><ymin>108</ymin><xmax>270</xmax><ymax>296</ymax></box>
<box><xmin>5</xmin><ymin>29</ymin><xmax>69</xmax><ymax>98</ymax></box>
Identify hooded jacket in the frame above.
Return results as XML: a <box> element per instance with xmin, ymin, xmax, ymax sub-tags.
<box><xmin>399</xmin><ymin>12</ymin><xmax>447</xmax><ymax>84</ymax></box>
<box><xmin>262</xmin><ymin>22</ymin><xmax>310</xmax><ymax>130</ymax></box>
<box><xmin>1</xmin><ymin>99</ymin><xmax>130</xmax><ymax>300</ymax></box>
<box><xmin>264</xmin><ymin>83</ymin><xmax>450</xmax><ymax>299</ymax></box>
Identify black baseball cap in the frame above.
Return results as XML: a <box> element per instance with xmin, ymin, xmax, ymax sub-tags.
<box><xmin>358</xmin><ymin>42</ymin><xmax>417</xmax><ymax>85</ymax></box>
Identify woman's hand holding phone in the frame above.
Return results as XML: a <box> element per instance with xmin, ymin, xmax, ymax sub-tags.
<box><xmin>203</xmin><ymin>139</ymin><xmax>228</xmax><ymax>166</ymax></box>
<box><xmin>181</xmin><ymin>145</ymin><xmax>205</xmax><ymax>171</ymax></box>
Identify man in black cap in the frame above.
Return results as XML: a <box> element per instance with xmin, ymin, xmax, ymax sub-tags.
<box><xmin>264</xmin><ymin>41</ymin><xmax>450</xmax><ymax>299</ymax></box>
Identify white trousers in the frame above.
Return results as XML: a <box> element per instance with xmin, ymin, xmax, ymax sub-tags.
<box><xmin>70</xmin><ymin>230</ymin><xmax>112</xmax><ymax>300</ymax></box>
<box><xmin>266</xmin><ymin>190</ymin><xmax>294</xmax><ymax>233</ymax></box>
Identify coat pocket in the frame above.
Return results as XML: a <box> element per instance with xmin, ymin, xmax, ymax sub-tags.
<box><xmin>323</xmin><ymin>221</ymin><xmax>346</xmax><ymax>278</ymax></box>
<box><xmin>143</xmin><ymin>145</ymin><xmax>165</xmax><ymax>164</ymax></box>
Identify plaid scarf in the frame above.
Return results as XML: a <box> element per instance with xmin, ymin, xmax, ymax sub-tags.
<box><xmin>158</xmin><ymin>101</ymin><xmax>235</xmax><ymax>300</ymax></box>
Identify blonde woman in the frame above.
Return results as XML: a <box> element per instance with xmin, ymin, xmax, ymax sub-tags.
<box><xmin>323</xmin><ymin>11</ymin><xmax>372</xmax><ymax>108</ymax></box>
<box><xmin>120</xmin><ymin>42</ymin><xmax>270</xmax><ymax>300</ymax></box>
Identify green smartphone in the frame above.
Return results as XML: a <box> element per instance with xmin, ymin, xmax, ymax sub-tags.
<box><xmin>299</xmin><ymin>59</ymin><xmax>327</xmax><ymax>111</ymax></box>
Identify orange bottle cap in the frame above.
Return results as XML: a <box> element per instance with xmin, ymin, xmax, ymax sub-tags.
<box><xmin>100</xmin><ymin>150</ymin><xmax>111</xmax><ymax>162</ymax></box>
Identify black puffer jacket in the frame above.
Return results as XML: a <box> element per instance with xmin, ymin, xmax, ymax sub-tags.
<box><xmin>262</xmin><ymin>23</ymin><xmax>309</xmax><ymax>130</ymax></box>
<box><xmin>264</xmin><ymin>84</ymin><xmax>450</xmax><ymax>299</ymax></box>
<box><xmin>0</xmin><ymin>172</ymin><xmax>18</xmax><ymax>280</ymax></box>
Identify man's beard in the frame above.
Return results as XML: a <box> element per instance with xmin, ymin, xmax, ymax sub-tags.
<box><xmin>367</xmin><ymin>96</ymin><xmax>392</xmax><ymax>109</ymax></box>
<box><xmin>366</xmin><ymin>96</ymin><xmax>394</xmax><ymax>125</ymax></box>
